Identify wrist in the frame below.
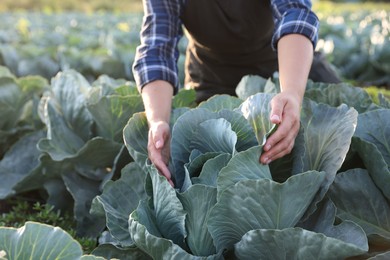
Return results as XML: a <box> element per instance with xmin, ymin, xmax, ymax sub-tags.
<box><xmin>141</xmin><ymin>80</ymin><xmax>173</xmax><ymax>126</ymax></box>
<box><xmin>281</xmin><ymin>89</ymin><xmax>304</xmax><ymax>105</ymax></box>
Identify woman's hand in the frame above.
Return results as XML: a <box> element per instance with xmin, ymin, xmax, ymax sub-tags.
<box><xmin>141</xmin><ymin>80</ymin><xmax>174</xmax><ymax>186</ymax></box>
<box><xmin>260</xmin><ymin>91</ymin><xmax>301</xmax><ymax>164</ymax></box>
<box><xmin>261</xmin><ymin>33</ymin><xmax>314</xmax><ymax>164</ymax></box>
<box><xmin>148</xmin><ymin>121</ymin><xmax>174</xmax><ymax>186</ymax></box>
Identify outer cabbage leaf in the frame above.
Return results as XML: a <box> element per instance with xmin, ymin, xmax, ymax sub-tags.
<box><xmin>305</xmin><ymin>82</ymin><xmax>379</xmax><ymax>113</ymax></box>
<box><xmin>235</xmin><ymin>75</ymin><xmax>278</xmax><ymax>100</ymax></box>
<box><xmin>0</xmin><ymin>222</ymin><xmax>83</xmax><ymax>260</ymax></box>
<box><xmin>62</xmin><ymin>170</ymin><xmax>106</xmax><ymax>237</ymax></box>
<box><xmin>38</xmin><ymin>95</ymin><xmax>86</xmax><ymax>160</ymax></box>
<box><xmin>0</xmin><ymin>130</ymin><xmax>45</xmax><ymax>199</ymax></box>
<box><xmin>68</xmin><ymin>137</ymin><xmax>123</xmax><ymax>174</ymax></box>
<box><xmin>149</xmin><ymin>166</ymin><xmax>187</xmax><ymax>248</ymax></box>
<box><xmin>92</xmin><ymin>244</ymin><xmax>152</xmax><ymax>260</ymax></box>
<box><xmin>368</xmin><ymin>252</ymin><xmax>390</xmax><ymax>259</ymax></box>
<box><xmin>129</xmin><ymin>201</ymin><xmax>223</xmax><ymax>260</ymax></box>
<box><xmin>234</xmin><ymin>227</ymin><xmax>367</xmax><ymax>260</ymax></box>
<box><xmin>0</xmin><ymin>66</ymin><xmax>15</xmax><ymax>78</ymax></box>
<box><xmin>290</xmin><ymin>101</ymin><xmax>357</xmax><ymax>221</ymax></box>
<box><xmin>38</xmin><ymin>70</ymin><xmax>99</xmax><ymax>161</ymax></box>
<box><xmin>50</xmin><ymin>69</ymin><xmax>93</xmax><ymax>141</ymax></box>
<box><xmin>80</xmin><ymin>256</ymin><xmax>106</xmax><ymax>260</ymax></box>
<box><xmin>0</xmin><ymin>77</ymin><xmax>29</xmax><ymax>129</ymax></box>
<box><xmin>92</xmin><ymin>162</ymin><xmax>147</xmax><ymax>247</ymax></box>
<box><xmin>208</xmin><ymin>171</ymin><xmax>326</xmax><ymax>251</ymax></box>
<box><xmin>354</xmin><ymin>109</ymin><xmax>390</xmax><ymax>166</ymax></box>
<box><xmin>177</xmin><ymin>185</ymin><xmax>217</xmax><ymax>256</ymax></box>
<box><xmin>34</xmin><ymin>136</ymin><xmax>122</xmax><ymax>237</ymax></box>
<box><xmin>87</xmin><ymin>94</ymin><xmax>144</xmax><ymax>142</ymax></box>
<box><xmin>0</xmin><ymin>74</ymin><xmax>45</xmax><ymax>158</ymax></box>
<box><xmin>378</xmin><ymin>93</ymin><xmax>390</xmax><ymax>109</ymax></box>
<box><xmin>12</xmin><ymin>154</ymin><xmax>73</xmax><ymax>210</ymax></box>
<box><xmin>170</xmin><ymin>107</ymin><xmax>190</xmax><ymax>125</ymax></box>
<box><xmin>172</xmin><ymin>89</ymin><xmax>197</xmax><ymax>108</ymax></box>
<box><xmin>328</xmin><ymin>169</ymin><xmax>390</xmax><ymax>244</ymax></box>
<box><xmin>91</xmin><ymin>74</ymin><xmax>131</xmax><ymax>94</ymax></box>
<box><xmin>123</xmin><ymin>112</ymin><xmax>149</xmax><ymax>171</ymax></box>
<box><xmin>294</xmin><ymin>100</ymin><xmax>358</xmax><ymax>174</ymax></box>
<box><xmin>350</xmin><ymin>137</ymin><xmax>390</xmax><ymax>200</ymax></box>
<box><xmin>298</xmin><ymin>199</ymin><xmax>368</xmax><ymax>249</ymax></box>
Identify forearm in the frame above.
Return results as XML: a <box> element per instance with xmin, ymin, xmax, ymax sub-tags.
<box><xmin>277</xmin><ymin>34</ymin><xmax>314</xmax><ymax>104</ymax></box>
<box><xmin>141</xmin><ymin>80</ymin><xmax>174</xmax><ymax>125</ymax></box>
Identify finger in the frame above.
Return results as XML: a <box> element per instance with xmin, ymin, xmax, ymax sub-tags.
<box><xmin>148</xmin><ymin>130</ymin><xmax>172</xmax><ymax>182</ymax></box>
<box><xmin>149</xmin><ymin>145</ymin><xmax>172</xmax><ymax>180</ymax></box>
<box><xmin>261</xmin><ymin>125</ymin><xmax>297</xmax><ymax>164</ymax></box>
<box><xmin>150</xmin><ymin>151</ymin><xmax>174</xmax><ymax>186</ymax></box>
<box><xmin>154</xmin><ymin>157</ymin><xmax>173</xmax><ymax>182</ymax></box>
<box><xmin>264</xmin><ymin>116</ymin><xmax>296</xmax><ymax>152</ymax></box>
<box><xmin>151</xmin><ymin>126</ymin><xmax>165</xmax><ymax>150</ymax></box>
<box><xmin>260</xmin><ymin>135</ymin><xmax>295</xmax><ymax>164</ymax></box>
<box><xmin>269</xmin><ymin>96</ymin><xmax>284</xmax><ymax>124</ymax></box>
<box><xmin>262</xmin><ymin>138</ymin><xmax>295</xmax><ymax>164</ymax></box>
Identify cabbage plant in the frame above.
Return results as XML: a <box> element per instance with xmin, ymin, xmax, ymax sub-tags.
<box><xmin>92</xmin><ymin>75</ymin><xmax>390</xmax><ymax>259</ymax></box>
<box><xmin>0</xmin><ymin>70</ymin><xmax>145</xmax><ymax>237</ymax></box>
<box><xmin>0</xmin><ymin>66</ymin><xmax>47</xmax><ymax>158</ymax></box>
<box><xmin>0</xmin><ymin>222</ymin><xmax>104</xmax><ymax>260</ymax></box>
<box><xmin>1</xmin><ymin>73</ymin><xmax>389</xmax><ymax>259</ymax></box>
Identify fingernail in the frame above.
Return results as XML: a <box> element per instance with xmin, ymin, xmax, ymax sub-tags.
<box><xmin>155</xmin><ymin>140</ymin><xmax>162</xmax><ymax>149</ymax></box>
<box><xmin>271</xmin><ymin>114</ymin><xmax>280</xmax><ymax>122</ymax></box>
<box><xmin>262</xmin><ymin>157</ymin><xmax>269</xmax><ymax>165</ymax></box>
<box><xmin>265</xmin><ymin>144</ymin><xmax>271</xmax><ymax>151</ymax></box>
<box><xmin>266</xmin><ymin>159</ymin><xmax>272</xmax><ymax>164</ymax></box>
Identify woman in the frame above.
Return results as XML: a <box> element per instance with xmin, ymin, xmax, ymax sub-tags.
<box><xmin>132</xmin><ymin>0</ymin><xmax>339</xmax><ymax>186</ymax></box>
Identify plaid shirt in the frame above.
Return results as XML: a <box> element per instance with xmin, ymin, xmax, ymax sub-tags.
<box><xmin>133</xmin><ymin>0</ymin><xmax>319</xmax><ymax>92</ymax></box>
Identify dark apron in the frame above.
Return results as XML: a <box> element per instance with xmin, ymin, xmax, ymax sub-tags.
<box><xmin>180</xmin><ymin>0</ymin><xmax>277</xmax><ymax>102</ymax></box>
<box><xmin>180</xmin><ymin>0</ymin><xmax>341</xmax><ymax>103</ymax></box>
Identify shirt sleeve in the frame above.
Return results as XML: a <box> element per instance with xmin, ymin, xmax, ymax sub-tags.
<box><xmin>270</xmin><ymin>0</ymin><xmax>319</xmax><ymax>50</ymax></box>
<box><xmin>132</xmin><ymin>0</ymin><xmax>183</xmax><ymax>93</ymax></box>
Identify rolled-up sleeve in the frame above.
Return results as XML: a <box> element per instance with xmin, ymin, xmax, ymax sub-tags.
<box><xmin>132</xmin><ymin>0</ymin><xmax>183</xmax><ymax>93</ymax></box>
<box><xmin>271</xmin><ymin>0</ymin><xmax>319</xmax><ymax>50</ymax></box>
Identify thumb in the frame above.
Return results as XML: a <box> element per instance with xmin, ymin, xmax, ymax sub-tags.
<box><xmin>270</xmin><ymin>96</ymin><xmax>283</xmax><ymax>124</ymax></box>
<box><xmin>153</xmin><ymin>131</ymin><xmax>164</xmax><ymax>149</ymax></box>
<box><xmin>149</xmin><ymin>125</ymin><xmax>164</xmax><ymax>149</ymax></box>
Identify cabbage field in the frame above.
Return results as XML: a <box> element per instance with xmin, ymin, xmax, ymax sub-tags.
<box><xmin>0</xmin><ymin>6</ymin><xmax>388</xmax><ymax>88</ymax></box>
<box><xmin>0</xmin><ymin>2</ymin><xmax>390</xmax><ymax>260</ymax></box>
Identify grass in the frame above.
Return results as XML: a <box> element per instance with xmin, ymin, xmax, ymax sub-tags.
<box><xmin>0</xmin><ymin>196</ymin><xmax>97</xmax><ymax>254</ymax></box>
<box><xmin>365</xmin><ymin>86</ymin><xmax>390</xmax><ymax>104</ymax></box>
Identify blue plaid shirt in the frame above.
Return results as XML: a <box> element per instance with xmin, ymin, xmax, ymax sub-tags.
<box><xmin>133</xmin><ymin>0</ymin><xmax>319</xmax><ymax>92</ymax></box>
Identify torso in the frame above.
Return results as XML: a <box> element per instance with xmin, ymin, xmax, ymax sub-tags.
<box><xmin>180</xmin><ymin>0</ymin><xmax>278</xmax><ymax>102</ymax></box>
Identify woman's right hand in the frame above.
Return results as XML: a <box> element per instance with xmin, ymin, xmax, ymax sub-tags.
<box><xmin>148</xmin><ymin>120</ymin><xmax>174</xmax><ymax>187</ymax></box>
<box><xmin>141</xmin><ymin>80</ymin><xmax>174</xmax><ymax>186</ymax></box>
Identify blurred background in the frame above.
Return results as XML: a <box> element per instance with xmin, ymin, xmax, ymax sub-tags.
<box><xmin>0</xmin><ymin>0</ymin><xmax>389</xmax><ymax>90</ymax></box>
